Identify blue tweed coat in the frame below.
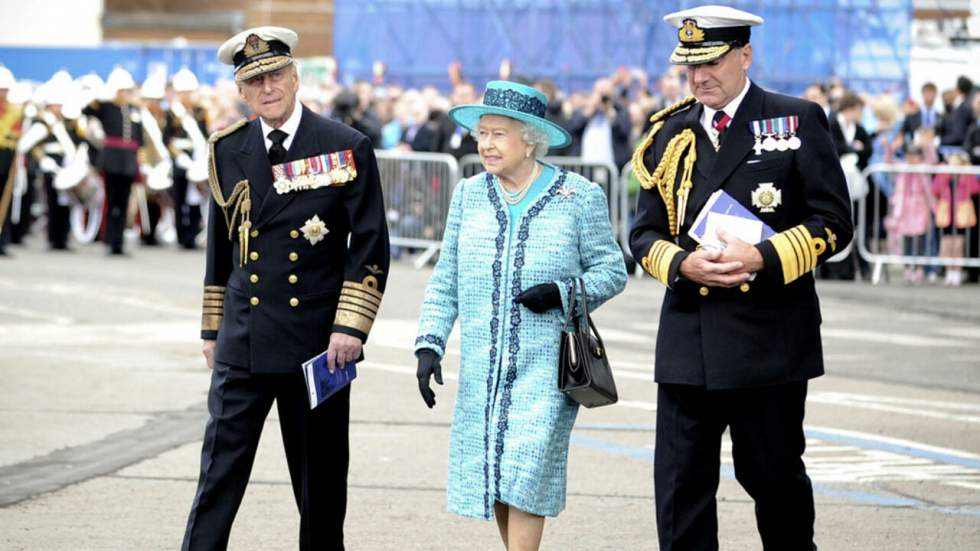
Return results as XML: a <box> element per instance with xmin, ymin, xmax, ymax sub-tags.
<box><xmin>415</xmin><ymin>167</ymin><xmax>627</xmax><ymax>519</ymax></box>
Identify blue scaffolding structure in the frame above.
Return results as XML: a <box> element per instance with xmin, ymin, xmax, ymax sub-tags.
<box><xmin>334</xmin><ymin>0</ymin><xmax>912</xmax><ymax>95</ymax></box>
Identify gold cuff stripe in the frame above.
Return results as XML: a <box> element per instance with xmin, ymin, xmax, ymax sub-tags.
<box><xmin>342</xmin><ymin>279</ymin><xmax>383</xmax><ymax>300</ymax></box>
<box><xmin>334</xmin><ymin>310</ymin><xmax>374</xmax><ymax>335</ymax></box>
<box><xmin>339</xmin><ymin>288</ymin><xmax>382</xmax><ymax>307</ymax></box>
<box><xmin>789</xmin><ymin>227</ymin><xmax>813</xmax><ymax>273</ymax></box>
<box><xmin>642</xmin><ymin>240</ymin><xmax>684</xmax><ymax>286</ymax></box>
<box><xmin>337</xmin><ymin>303</ymin><xmax>378</xmax><ymax>320</ymax></box>
<box><xmin>204</xmin><ymin>285</ymin><xmax>226</xmax><ymax>292</ymax></box>
<box><xmin>770</xmin><ymin>225</ymin><xmax>817</xmax><ymax>284</ymax></box>
<box><xmin>203</xmin><ymin>299</ymin><xmax>224</xmax><ymax>307</ymax></box>
<box><xmin>339</xmin><ymin>296</ymin><xmax>379</xmax><ymax>314</ymax></box>
<box><xmin>202</xmin><ymin>314</ymin><xmax>223</xmax><ymax>332</ymax></box>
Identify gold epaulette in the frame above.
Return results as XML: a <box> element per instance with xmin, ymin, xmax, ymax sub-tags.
<box><xmin>208</xmin><ymin>117</ymin><xmax>248</xmax><ymax>144</ymax></box>
<box><xmin>206</xmin><ymin>118</ymin><xmax>253</xmax><ymax>266</ymax></box>
<box><xmin>630</xmin><ymin>96</ymin><xmax>699</xmax><ymax>236</ymax></box>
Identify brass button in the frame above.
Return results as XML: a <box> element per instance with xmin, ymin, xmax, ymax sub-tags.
<box><xmin>290</xmin><ymin>230</ymin><xmax>300</xmax><ymax>239</ymax></box>
<box><xmin>289</xmin><ymin>297</ymin><xmax>299</xmax><ymax>307</ymax></box>
<box><xmin>740</xmin><ymin>283</ymin><xmax>750</xmax><ymax>293</ymax></box>
<box><xmin>249</xmin><ymin>251</ymin><xmax>259</xmax><ymax>261</ymax></box>
<box><xmin>699</xmin><ymin>286</ymin><xmax>709</xmax><ymax>297</ymax></box>
<box><xmin>289</xmin><ymin>252</ymin><xmax>299</xmax><ymax>262</ymax></box>
<box><xmin>250</xmin><ymin>229</ymin><xmax>259</xmax><ymax>238</ymax></box>
<box><xmin>288</xmin><ymin>274</ymin><xmax>298</xmax><ymax>284</ymax></box>
<box><xmin>250</xmin><ymin>296</ymin><xmax>260</xmax><ymax>306</ymax></box>
<box><xmin>249</xmin><ymin>274</ymin><xmax>259</xmax><ymax>284</ymax></box>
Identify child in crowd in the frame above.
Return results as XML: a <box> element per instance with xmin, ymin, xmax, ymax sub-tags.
<box><xmin>885</xmin><ymin>145</ymin><xmax>934</xmax><ymax>284</ymax></box>
<box><xmin>932</xmin><ymin>151</ymin><xmax>980</xmax><ymax>286</ymax></box>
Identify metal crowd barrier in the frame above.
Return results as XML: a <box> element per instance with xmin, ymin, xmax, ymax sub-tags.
<box><xmin>858</xmin><ymin>162</ymin><xmax>980</xmax><ymax>284</ymax></box>
<box><xmin>375</xmin><ymin>149</ymin><xmax>459</xmax><ymax>269</ymax></box>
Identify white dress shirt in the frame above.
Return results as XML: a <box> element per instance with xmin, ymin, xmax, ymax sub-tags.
<box><xmin>701</xmin><ymin>78</ymin><xmax>752</xmax><ymax>147</ymax></box>
<box><xmin>259</xmin><ymin>99</ymin><xmax>304</xmax><ymax>153</ymax></box>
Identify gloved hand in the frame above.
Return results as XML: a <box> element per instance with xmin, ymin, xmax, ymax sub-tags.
<box><xmin>514</xmin><ymin>282</ymin><xmax>562</xmax><ymax>313</ymax></box>
<box><xmin>416</xmin><ymin>349</ymin><xmax>443</xmax><ymax>408</ymax></box>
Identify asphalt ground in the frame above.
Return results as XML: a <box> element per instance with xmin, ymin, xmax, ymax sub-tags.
<box><xmin>0</xmin><ymin>235</ymin><xmax>978</xmax><ymax>550</ymax></box>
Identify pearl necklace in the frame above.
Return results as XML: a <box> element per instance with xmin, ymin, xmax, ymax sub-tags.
<box><xmin>500</xmin><ymin>163</ymin><xmax>542</xmax><ymax>205</ymax></box>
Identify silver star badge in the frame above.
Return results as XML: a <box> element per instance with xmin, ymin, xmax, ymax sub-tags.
<box><xmin>300</xmin><ymin>214</ymin><xmax>329</xmax><ymax>245</ymax></box>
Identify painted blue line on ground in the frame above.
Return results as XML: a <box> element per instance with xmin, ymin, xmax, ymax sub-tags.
<box><xmin>569</xmin><ymin>433</ymin><xmax>980</xmax><ymax>518</ymax></box>
<box><xmin>804</xmin><ymin>428</ymin><xmax>980</xmax><ymax>471</ymax></box>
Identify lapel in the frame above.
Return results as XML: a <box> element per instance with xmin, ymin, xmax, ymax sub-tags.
<box><xmin>684</xmin><ymin>103</ymin><xmax>715</xmax><ymax>181</ymax></box>
<box><xmin>253</xmin><ymin>105</ymin><xmax>323</xmax><ymax>225</ymax></box>
<box><xmin>686</xmin><ymin>82</ymin><xmax>766</xmax><ymax>219</ymax></box>
<box><xmin>232</xmin><ymin>120</ymin><xmax>273</xmax><ymax>215</ymax></box>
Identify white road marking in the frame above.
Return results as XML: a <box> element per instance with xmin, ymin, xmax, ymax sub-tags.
<box><xmin>821</xmin><ymin>328</ymin><xmax>973</xmax><ymax>348</ymax></box>
<box><xmin>809</xmin><ymin>392</ymin><xmax>980</xmax><ymax>424</ymax></box>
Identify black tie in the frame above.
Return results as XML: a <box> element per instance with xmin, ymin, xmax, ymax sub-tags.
<box><xmin>268</xmin><ymin>129</ymin><xmax>288</xmax><ymax>166</ymax></box>
<box><xmin>712</xmin><ymin>111</ymin><xmax>731</xmax><ymax>142</ymax></box>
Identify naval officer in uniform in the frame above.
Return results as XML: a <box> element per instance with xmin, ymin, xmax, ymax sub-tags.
<box><xmin>628</xmin><ymin>6</ymin><xmax>852</xmax><ymax>550</ymax></box>
<box><xmin>182</xmin><ymin>26</ymin><xmax>390</xmax><ymax>551</ymax></box>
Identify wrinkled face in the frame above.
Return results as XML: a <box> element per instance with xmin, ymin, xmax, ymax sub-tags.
<box><xmin>686</xmin><ymin>45</ymin><xmax>752</xmax><ymax>110</ymax></box>
<box><xmin>238</xmin><ymin>65</ymin><xmax>299</xmax><ymax>124</ymax></box>
<box><xmin>476</xmin><ymin>115</ymin><xmax>532</xmax><ymax>176</ymax></box>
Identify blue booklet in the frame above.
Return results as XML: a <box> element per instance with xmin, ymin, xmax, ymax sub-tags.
<box><xmin>301</xmin><ymin>351</ymin><xmax>358</xmax><ymax>409</ymax></box>
<box><xmin>688</xmin><ymin>189</ymin><xmax>775</xmax><ymax>249</ymax></box>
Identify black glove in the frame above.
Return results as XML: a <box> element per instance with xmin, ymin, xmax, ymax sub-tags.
<box><xmin>416</xmin><ymin>349</ymin><xmax>443</xmax><ymax>408</ymax></box>
<box><xmin>514</xmin><ymin>282</ymin><xmax>562</xmax><ymax>313</ymax></box>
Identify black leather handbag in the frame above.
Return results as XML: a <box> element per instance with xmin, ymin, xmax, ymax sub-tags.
<box><xmin>558</xmin><ymin>278</ymin><xmax>618</xmax><ymax>408</ymax></box>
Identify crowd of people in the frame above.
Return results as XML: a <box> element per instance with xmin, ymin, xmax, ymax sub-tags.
<box><xmin>0</xmin><ymin>60</ymin><xmax>978</xmax><ymax>283</ymax></box>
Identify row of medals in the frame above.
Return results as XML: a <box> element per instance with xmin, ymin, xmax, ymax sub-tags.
<box><xmin>755</xmin><ymin>132</ymin><xmax>801</xmax><ymax>153</ymax></box>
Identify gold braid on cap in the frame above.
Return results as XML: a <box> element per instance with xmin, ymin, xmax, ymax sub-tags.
<box><xmin>206</xmin><ymin>118</ymin><xmax>253</xmax><ymax>266</ymax></box>
<box><xmin>631</xmin><ymin>96</ymin><xmax>698</xmax><ymax>236</ymax></box>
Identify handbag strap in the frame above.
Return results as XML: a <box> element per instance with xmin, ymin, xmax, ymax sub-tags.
<box><xmin>562</xmin><ymin>278</ymin><xmax>578</xmax><ymax>330</ymax></box>
<box><xmin>571</xmin><ymin>278</ymin><xmax>608</xmax><ymax>353</ymax></box>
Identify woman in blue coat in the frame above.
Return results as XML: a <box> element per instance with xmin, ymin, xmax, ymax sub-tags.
<box><xmin>414</xmin><ymin>81</ymin><xmax>627</xmax><ymax>550</ymax></box>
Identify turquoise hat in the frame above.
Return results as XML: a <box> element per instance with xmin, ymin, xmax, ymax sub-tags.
<box><xmin>449</xmin><ymin>80</ymin><xmax>572</xmax><ymax>149</ymax></box>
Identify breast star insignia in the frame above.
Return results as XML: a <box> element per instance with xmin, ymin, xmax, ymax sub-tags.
<box><xmin>300</xmin><ymin>214</ymin><xmax>329</xmax><ymax>245</ymax></box>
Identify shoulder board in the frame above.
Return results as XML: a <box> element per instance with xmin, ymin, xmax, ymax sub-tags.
<box><xmin>648</xmin><ymin>96</ymin><xmax>698</xmax><ymax>125</ymax></box>
<box><xmin>208</xmin><ymin>118</ymin><xmax>248</xmax><ymax>144</ymax></box>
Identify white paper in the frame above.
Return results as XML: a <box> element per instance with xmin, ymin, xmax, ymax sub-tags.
<box><xmin>701</xmin><ymin>212</ymin><xmax>764</xmax><ymax>250</ymax></box>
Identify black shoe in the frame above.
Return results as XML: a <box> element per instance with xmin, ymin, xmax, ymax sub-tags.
<box><xmin>108</xmin><ymin>247</ymin><xmax>127</xmax><ymax>256</ymax></box>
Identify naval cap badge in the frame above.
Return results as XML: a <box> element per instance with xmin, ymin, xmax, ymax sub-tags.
<box><xmin>751</xmin><ymin>183</ymin><xmax>781</xmax><ymax>213</ymax></box>
<box><xmin>300</xmin><ymin>214</ymin><xmax>328</xmax><ymax>245</ymax></box>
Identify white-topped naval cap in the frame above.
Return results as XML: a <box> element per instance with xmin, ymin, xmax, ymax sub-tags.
<box><xmin>663</xmin><ymin>5</ymin><xmax>763</xmax><ymax>29</ymax></box>
<box><xmin>663</xmin><ymin>5</ymin><xmax>763</xmax><ymax>65</ymax></box>
<box><xmin>217</xmin><ymin>26</ymin><xmax>298</xmax><ymax>81</ymax></box>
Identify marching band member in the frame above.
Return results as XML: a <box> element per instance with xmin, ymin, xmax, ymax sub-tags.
<box><xmin>83</xmin><ymin>67</ymin><xmax>144</xmax><ymax>256</ymax></box>
<box><xmin>0</xmin><ymin>65</ymin><xmax>24</xmax><ymax>255</ymax></box>
<box><xmin>165</xmin><ymin>66</ymin><xmax>209</xmax><ymax>249</ymax></box>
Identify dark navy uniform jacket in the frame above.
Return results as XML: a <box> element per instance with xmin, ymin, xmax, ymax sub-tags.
<box><xmin>201</xmin><ymin>106</ymin><xmax>390</xmax><ymax>374</ymax></box>
<box><xmin>629</xmin><ymin>83</ymin><xmax>853</xmax><ymax>390</ymax></box>
<box><xmin>82</xmin><ymin>100</ymin><xmax>143</xmax><ymax>177</ymax></box>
